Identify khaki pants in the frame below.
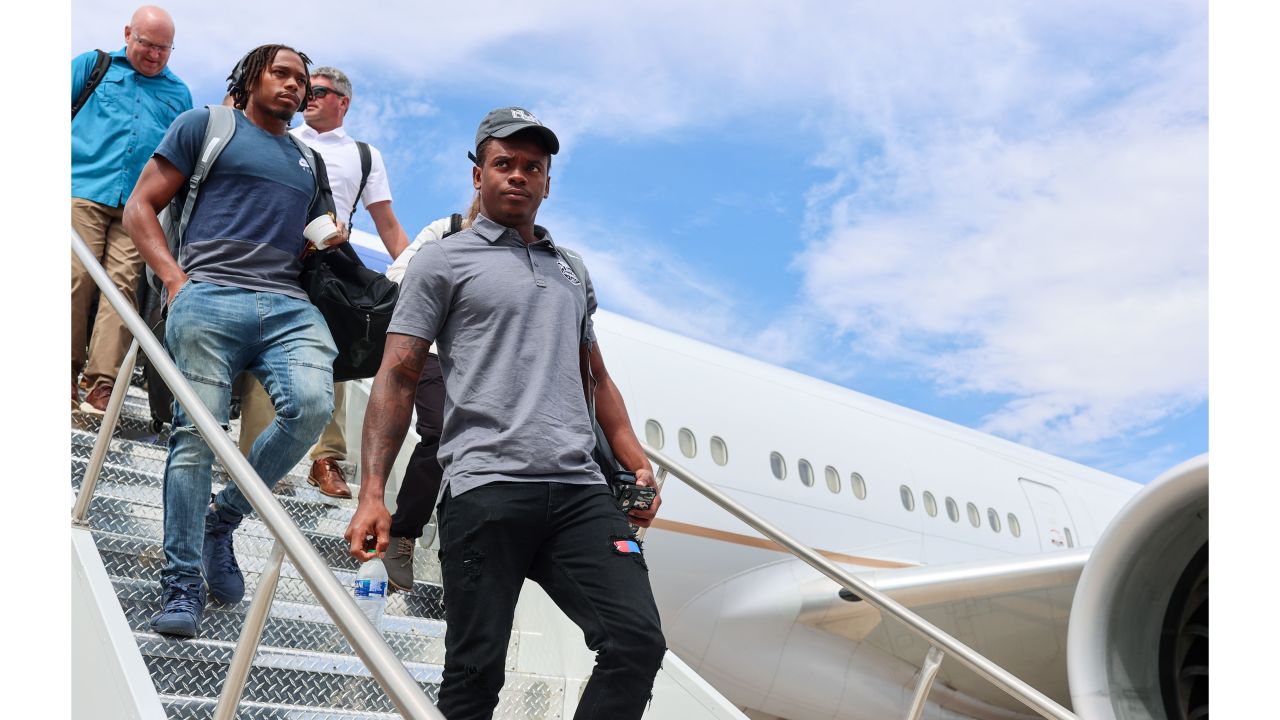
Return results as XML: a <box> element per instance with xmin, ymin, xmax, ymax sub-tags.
<box><xmin>71</xmin><ymin>198</ymin><xmax>144</xmax><ymax>389</ymax></box>
<box><xmin>239</xmin><ymin>377</ymin><xmax>347</xmax><ymax>461</ymax></box>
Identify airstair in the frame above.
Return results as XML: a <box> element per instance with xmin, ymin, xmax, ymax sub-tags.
<box><xmin>71</xmin><ymin>379</ymin><xmax>743</xmax><ymax>719</ymax></box>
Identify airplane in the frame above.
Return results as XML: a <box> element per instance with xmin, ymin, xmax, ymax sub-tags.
<box><xmin>347</xmin><ymin>229</ymin><xmax>1210</xmax><ymax>720</ymax></box>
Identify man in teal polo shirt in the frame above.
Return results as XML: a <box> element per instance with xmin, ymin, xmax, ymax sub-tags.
<box><xmin>71</xmin><ymin>5</ymin><xmax>191</xmax><ymax>414</ymax></box>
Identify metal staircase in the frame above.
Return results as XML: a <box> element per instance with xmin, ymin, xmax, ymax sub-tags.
<box><xmin>71</xmin><ymin>387</ymin><xmax>557</xmax><ymax>719</ymax></box>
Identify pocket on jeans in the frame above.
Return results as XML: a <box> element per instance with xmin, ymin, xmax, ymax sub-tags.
<box><xmin>170</xmin><ymin>279</ymin><xmax>197</xmax><ymax>306</ymax></box>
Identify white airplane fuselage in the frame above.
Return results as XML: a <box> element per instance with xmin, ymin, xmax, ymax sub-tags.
<box><xmin>590</xmin><ymin>310</ymin><xmax>1142</xmax><ymax>720</ymax></box>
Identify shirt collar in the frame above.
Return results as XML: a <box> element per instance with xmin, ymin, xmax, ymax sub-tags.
<box><xmin>296</xmin><ymin>123</ymin><xmax>348</xmax><ymax>141</ymax></box>
<box><xmin>110</xmin><ymin>46</ymin><xmax>179</xmax><ymax>82</ymax></box>
<box><xmin>473</xmin><ymin>214</ymin><xmax>555</xmax><ymax>248</ymax></box>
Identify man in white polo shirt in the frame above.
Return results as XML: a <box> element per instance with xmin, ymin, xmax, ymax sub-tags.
<box><xmin>237</xmin><ymin>65</ymin><xmax>411</xmax><ymax>498</ymax></box>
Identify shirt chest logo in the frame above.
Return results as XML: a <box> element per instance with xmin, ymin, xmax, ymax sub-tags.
<box><xmin>298</xmin><ymin>157</ymin><xmax>313</xmax><ymax>174</ymax></box>
<box><xmin>557</xmin><ymin>259</ymin><xmax>581</xmax><ymax>286</ymax></box>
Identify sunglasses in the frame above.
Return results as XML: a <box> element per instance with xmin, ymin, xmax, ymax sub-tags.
<box><xmin>311</xmin><ymin>87</ymin><xmax>346</xmax><ymax>99</ymax></box>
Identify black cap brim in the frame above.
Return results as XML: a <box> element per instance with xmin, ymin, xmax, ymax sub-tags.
<box><xmin>487</xmin><ymin>122</ymin><xmax>560</xmax><ymax>155</ymax></box>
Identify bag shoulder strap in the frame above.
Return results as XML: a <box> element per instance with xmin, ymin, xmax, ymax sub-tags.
<box><xmin>176</xmin><ymin>105</ymin><xmax>237</xmax><ymax>251</ymax></box>
<box><xmin>347</xmin><ymin>140</ymin><xmax>373</xmax><ymax>232</ymax></box>
<box><xmin>72</xmin><ymin>50</ymin><xmax>111</xmax><ymax>119</ymax></box>
<box><xmin>445</xmin><ymin>213</ymin><xmax>463</xmax><ymax>237</ymax></box>
<box><xmin>554</xmin><ymin>244</ymin><xmax>596</xmax><ymax>406</ymax></box>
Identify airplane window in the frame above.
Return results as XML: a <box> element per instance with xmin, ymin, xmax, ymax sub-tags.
<box><xmin>825</xmin><ymin>466</ymin><xmax>841</xmax><ymax>493</ymax></box>
<box><xmin>850</xmin><ymin>472</ymin><xmax>867</xmax><ymax>500</ymax></box>
<box><xmin>967</xmin><ymin>502</ymin><xmax>981</xmax><ymax>528</ymax></box>
<box><xmin>988</xmin><ymin>508</ymin><xmax>1001</xmax><ymax>533</ymax></box>
<box><xmin>710</xmin><ymin>436</ymin><xmax>729</xmax><ymax>466</ymax></box>
<box><xmin>922</xmin><ymin>491</ymin><xmax>937</xmax><ymax>517</ymax></box>
<box><xmin>798</xmin><ymin>459</ymin><xmax>815</xmax><ymax>487</ymax></box>
<box><xmin>1008</xmin><ymin>513</ymin><xmax>1022</xmax><ymax>538</ymax></box>
<box><xmin>644</xmin><ymin>420</ymin><xmax>664</xmax><ymax>450</ymax></box>
<box><xmin>770</xmin><ymin>452</ymin><xmax>787</xmax><ymax>480</ymax></box>
<box><xmin>678</xmin><ymin>427</ymin><xmax>697</xmax><ymax>458</ymax></box>
<box><xmin>946</xmin><ymin>497</ymin><xmax>959</xmax><ymax>522</ymax></box>
<box><xmin>899</xmin><ymin>485</ymin><xmax>915</xmax><ymax>511</ymax></box>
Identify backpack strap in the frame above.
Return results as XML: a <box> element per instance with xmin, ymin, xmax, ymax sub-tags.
<box><xmin>286</xmin><ymin>131</ymin><xmax>326</xmax><ymax>216</ymax></box>
<box><xmin>554</xmin><ymin>245</ymin><xmax>596</xmax><ymax>407</ymax></box>
<box><xmin>72</xmin><ymin>50</ymin><xmax>111</xmax><ymax>119</ymax></box>
<box><xmin>347</xmin><ymin>140</ymin><xmax>373</xmax><ymax>233</ymax></box>
<box><xmin>175</xmin><ymin>105</ymin><xmax>237</xmax><ymax>258</ymax></box>
<box><xmin>445</xmin><ymin>212</ymin><xmax>463</xmax><ymax>237</ymax></box>
<box><xmin>150</xmin><ymin>104</ymin><xmax>238</xmax><ymax>301</ymax></box>
<box><xmin>555</xmin><ymin>245</ymin><xmax>629</xmax><ymax>479</ymax></box>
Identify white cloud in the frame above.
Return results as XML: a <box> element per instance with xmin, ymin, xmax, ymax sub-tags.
<box><xmin>793</xmin><ymin>19</ymin><xmax>1207</xmax><ymax>458</ymax></box>
<box><xmin>70</xmin><ymin>0</ymin><xmax>1208</xmax><ymax>467</ymax></box>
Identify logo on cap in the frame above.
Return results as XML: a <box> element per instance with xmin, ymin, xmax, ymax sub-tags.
<box><xmin>511</xmin><ymin>108</ymin><xmax>541</xmax><ymax>125</ymax></box>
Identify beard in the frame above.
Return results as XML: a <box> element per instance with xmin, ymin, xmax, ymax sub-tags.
<box><xmin>267</xmin><ymin>103</ymin><xmax>297</xmax><ymax>123</ymax></box>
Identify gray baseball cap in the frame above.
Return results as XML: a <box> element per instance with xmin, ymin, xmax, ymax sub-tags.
<box><xmin>469</xmin><ymin>106</ymin><xmax>560</xmax><ymax>164</ymax></box>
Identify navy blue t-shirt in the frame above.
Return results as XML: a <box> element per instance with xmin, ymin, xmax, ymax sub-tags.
<box><xmin>154</xmin><ymin>108</ymin><xmax>330</xmax><ymax>299</ymax></box>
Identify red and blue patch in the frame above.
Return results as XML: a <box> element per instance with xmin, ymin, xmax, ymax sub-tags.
<box><xmin>612</xmin><ymin>539</ymin><xmax>641</xmax><ymax>554</ymax></box>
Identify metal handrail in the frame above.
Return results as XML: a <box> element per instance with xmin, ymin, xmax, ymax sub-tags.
<box><xmin>641</xmin><ymin>445</ymin><xmax>1080</xmax><ymax>720</ymax></box>
<box><xmin>70</xmin><ymin>229</ymin><xmax>444</xmax><ymax>719</ymax></box>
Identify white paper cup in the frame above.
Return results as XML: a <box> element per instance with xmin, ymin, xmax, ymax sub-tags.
<box><xmin>304</xmin><ymin>215</ymin><xmax>341</xmax><ymax>249</ymax></box>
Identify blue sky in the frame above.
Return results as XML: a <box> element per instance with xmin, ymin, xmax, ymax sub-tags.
<box><xmin>70</xmin><ymin>0</ymin><xmax>1208</xmax><ymax>483</ymax></box>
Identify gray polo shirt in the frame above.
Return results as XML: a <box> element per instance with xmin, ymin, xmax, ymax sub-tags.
<box><xmin>388</xmin><ymin>214</ymin><xmax>604</xmax><ymax>496</ymax></box>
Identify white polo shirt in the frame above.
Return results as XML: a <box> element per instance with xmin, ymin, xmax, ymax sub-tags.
<box><xmin>290</xmin><ymin>123</ymin><xmax>393</xmax><ymax>222</ymax></box>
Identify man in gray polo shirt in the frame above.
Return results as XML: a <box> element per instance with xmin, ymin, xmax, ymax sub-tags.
<box><xmin>346</xmin><ymin>107</ymin><xmax>665</xmax><ymax>720</ymax></box>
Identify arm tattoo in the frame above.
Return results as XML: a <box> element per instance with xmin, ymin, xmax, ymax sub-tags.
<box><xmin>359</xmin><ymin>334</ymin><xmax>431</xmax><ymax>497</ymax></box>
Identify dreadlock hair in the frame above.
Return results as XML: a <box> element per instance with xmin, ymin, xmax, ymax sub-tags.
<box><xmin>227</xmin><ymin>44</ymin><xmax>313</xmax><ymax>112</ymax></box>
<box><xmin>464</xmin><ymin>192</ymin><xmax>480</xmax><ymax>227</ymax></box>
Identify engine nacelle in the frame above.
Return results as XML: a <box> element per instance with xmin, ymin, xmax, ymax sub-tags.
<box><xmin>1067</xmin><ymin>455</ymin><xmax>1208</xmax><ymax>720</ymax></box>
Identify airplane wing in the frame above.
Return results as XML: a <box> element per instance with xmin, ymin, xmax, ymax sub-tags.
<box><xmin>797</xmin><ymin>548</ymin><xmax>1090</xmax><ymax>642</ymax></box>
<box><xmin>784</xmin><ymin>548</ymin><xmax>1090</xmax><ymax>713</ymax></box>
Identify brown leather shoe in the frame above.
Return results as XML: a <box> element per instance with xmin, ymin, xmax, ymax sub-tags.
<box><xmin>79</xmin><ymin>383</ymin><xmax>113</xmax><ymax>416</ymax></box>
<box><xmin>308</xmin><ymin>457</ymin><xmax>352</xmax><ymax>498</ymax></box>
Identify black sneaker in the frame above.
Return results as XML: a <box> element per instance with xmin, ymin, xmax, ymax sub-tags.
<box><xmin>151</xmin><ymin>578</ymin><xmax>206</xmax><ymax>638</ymax></box>
<box><xmin>203</xmin><ymin>504</ymin><xmax>245</xmax><ymax>604</ymax></box>
<box><xmin>385</xmin><ymin>536</ymin><xmax>416</xmax><ymax>591</ymax></box>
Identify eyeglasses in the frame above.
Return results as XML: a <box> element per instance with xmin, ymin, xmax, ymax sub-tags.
<box><xmin>311</xmin><ymin>87</ymin><xmax>346</xmax><ymax>99</ymax></box>
<box><xmin>129</xmin><ymin>30</ymin><xmax>173</xmax><ymax>54</ymax></box>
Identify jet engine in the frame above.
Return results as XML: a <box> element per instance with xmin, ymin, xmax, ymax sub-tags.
<box><xmin>1067</xmin><ymin>455</ymin><xmax>1208</xmax><ymax>720</ymax></box>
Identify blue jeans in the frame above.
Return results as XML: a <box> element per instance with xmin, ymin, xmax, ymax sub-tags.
<box><xmin>160</xmin><ymin>281</ymin><xmax>336</xmax><ymax>583</ymax></box>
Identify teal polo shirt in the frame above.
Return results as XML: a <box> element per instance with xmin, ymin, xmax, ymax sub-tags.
<box><xmin>71</xmin><ymin>47</ymin><xmax>192</xmax><ymax>207</ymax></box>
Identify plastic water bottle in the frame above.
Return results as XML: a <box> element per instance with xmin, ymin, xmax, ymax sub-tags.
<box><xmin>353</xmin><ymin>558</ymin><xmax>388</xmax><ymax>630</ymax></box>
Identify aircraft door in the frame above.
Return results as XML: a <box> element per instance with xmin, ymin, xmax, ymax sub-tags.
<box><xmin>1017</xmin><ymin>478</ymin><xmax>1079</xmax><ymax>550</ymax></box>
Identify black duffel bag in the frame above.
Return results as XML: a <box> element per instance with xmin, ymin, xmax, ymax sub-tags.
<box><xmin>301</xmin><ymin>242</ymin><xmax>399</xmax><ymax>382</ymax></box>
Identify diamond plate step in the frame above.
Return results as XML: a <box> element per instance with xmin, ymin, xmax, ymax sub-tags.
<box><xmin>138</xmin><ymin>634</ymin><xmax>562</xmax><ymax>718</ymax></box>
<box><xmin>94</xmin><ymin>532</ymin><xmax>447</xmax><ymax>622</ymax></box>
<box><xmin>110</xmin><ymin>574</ymin><xmax>489</xmax><ymax>667</ymax></box>
<box><xmin>159</xmin><ymin>695</ymin><xmax>400</xmax><ymax>720</ymax></box>
<box><xmin>72</xmin><ymin>383</ymin><xmax>572</xmax><ymax>719</ymax></box>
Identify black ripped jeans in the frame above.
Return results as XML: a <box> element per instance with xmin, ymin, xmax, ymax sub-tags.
<box><xmin>389</xmin><ymin>353</ymin><xmax>444</xmax><ymax>539</ymax></box>
<box><xmin>435</xmin><ymin>481</ymin><xmax>666</xmax><ymax>720</ymax></box>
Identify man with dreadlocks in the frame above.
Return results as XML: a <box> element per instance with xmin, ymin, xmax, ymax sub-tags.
<box><xmin>123</xmin><ymin>43</ymin><xmax>341</xmax><ymax>638</ymax></box>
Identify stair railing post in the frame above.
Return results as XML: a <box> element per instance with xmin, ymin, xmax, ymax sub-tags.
<box><xmin>214</xmin><ymin>541</ymin><xmax>286</xmax><ymax>720</ymax></box>
<box><xmin>904</xmin><ymin>646</ymin><xmax>945</xmax><ymax>720</ymax></box>
<box><xmin>72</xmin><ymin>338</ymin><xmax>140</xmax><ymax>526</ymax></box>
